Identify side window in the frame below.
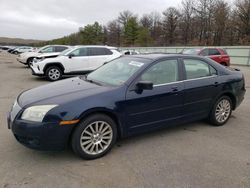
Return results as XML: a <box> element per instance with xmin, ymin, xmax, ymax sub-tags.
<box><xmin>200</xmin><ymin>49</ymin><xmax>209</xmax><ymax>56</ymax></box>
<box><xmin>40</xmin><ymin>46</ymin><xmax>54</xmax><ymax>53</ymax></box>
<box><xmin>141</xmin><ymin>59</ymin><xmax>179</xmax><ymax>85</ymax></box>
<box><xmin>208</xmin><ymin>49</ymin><xmax>221</xmax><ymax>55</ymax></box>
<box><xmin>88</xmin><ymin>48</ymin><xmax>111</xmax><ymax>56</ymax></box>
<box><xmin>69</xmin><ymin>48</ymin><xmax>87</xmax><ymax>56</ymax></box>
<box><xmin>55</xmin><ymin>46</ymin><xmax>68</xmax><ymax>52</ymax></box>
<box><xmin>184</xmin><ymin>59</ymin><xmax>213</xmax><ymax>79</ymax></box>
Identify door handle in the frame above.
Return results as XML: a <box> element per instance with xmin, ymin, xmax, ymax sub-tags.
<box><xmin>214</xmin><ymin>82</ymin><xmax>219</xmax><ymax>86</ymax></box>
<box><xmin>171</xmin><ymin>86</ymin><xmax>179</xmax><ymax>93</ymax></box>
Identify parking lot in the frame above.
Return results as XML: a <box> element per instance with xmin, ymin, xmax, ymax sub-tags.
<box><xmin>0</xmin><ymin>50</ymin><xmax>249</xmax><ymax>188</ymax></box>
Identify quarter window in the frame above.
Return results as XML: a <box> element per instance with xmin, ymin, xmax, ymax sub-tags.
<box><xmin>184</xmin><ymin>59</ymin><xmax>216</xmax><ymax>79</ymax></box>
<box><xmin>141</xmin><ymin>59</ymin><xmax>179</xmax><ymax>85</ymax></box>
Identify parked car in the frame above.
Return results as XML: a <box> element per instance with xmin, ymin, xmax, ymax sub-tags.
<box><xmin>182</xmin><ymin>48</ymin><xmax>230</xmax><ymax>66</ymax></box>
<box><xmin>17</xmin><ymin>45</ymin><xmax>70</xmax><ymax>66</ymax></box>
<box><xmin>122</xmin><ymin>49</ymin><xmax>140</xmax><ymax>55</ymax></box>
<box><xmin>12</xmin><ymin>46</ymin><xmax>35</xmax><ymax>54</ymax></box>
<box><xmin>30</xmin><ymin>45</ymin><xmax>121</xmax><ymax>81</ymax></box>
<box><xmin>8</xmin><ymin>54</ymin><xmax>245</xmax><ymax>159</ymax></box>
<box><xmin>7</xmin><ymin>46</ymin><xmax>19</xmax><ymax>53</ymax></box>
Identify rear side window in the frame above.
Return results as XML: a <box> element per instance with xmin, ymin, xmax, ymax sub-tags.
<box><xmin>55</xmin><ymin>46</ymin><xmax>68</xmax><ymax>52</ymax></box>
<box><xmin>208</xmin><ymin>49</ymin><xmax>221</xmax><ymax>55</ymax></box>
<box><xmin>200</xmin><ymin>49</ymin><xmax>209</xmax><ymax>56</ymax></box>
<box><xmin>88</xmin><ymin>48</ymin><xmax>113</xmax><ymax>56</ymax></box>
<box><xmin>183</xmin><ymin>59</ymin><xmax>213</xmax><ymax>79</ymax></box>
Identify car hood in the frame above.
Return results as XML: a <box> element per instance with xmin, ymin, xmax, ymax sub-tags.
<box><xmin>18</xmin><ymin>77</ymin><xmax>111</xmax><ymax>107</ymax></box>
<box><xmin>36</xmin><ymin>52</ymin><xmax>61</xmax><ymax>58</ymax></box>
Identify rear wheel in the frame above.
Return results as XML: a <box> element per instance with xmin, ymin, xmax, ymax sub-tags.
<box><xmin>209</xmin><ymin>96</ymin><xmax>232</xmax><ymax>126</ymax></box>
<box><xmin>45</xmin><ymin>66</ymin><xmax>62</xmax><ymax>81</ymax></box>
<box><xmin>71</xmin><ymin>114</ymin><xmax>117</xmax><ymax>160</ymax></box>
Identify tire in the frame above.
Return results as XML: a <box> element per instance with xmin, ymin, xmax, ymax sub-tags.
<box><xmin>26</xmin><ymin>58</ymin><xmax>34</xmax><ymax>67</ymax></box>
<box><xmin>71</xmin><ymin>114</ymin><xmax>117</xmax><ymax>160</ymax></box>
<box><xmin>209</xmin><ymin>96</ymin><xmax>232</xmax><ymax>126</ymax></box>
<box><xmin>45</xmin><ymin>66</ymin><xmax>62</xmax><ymax>81</ymax></box>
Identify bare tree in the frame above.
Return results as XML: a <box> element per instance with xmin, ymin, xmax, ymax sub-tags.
<box><xmin>118</xmin><ymin>10</ymin><xmax>134</xmax><ymax>26</ymax></box>
<box><xmin>179</xmin><ymin>0</ymin><xmax>195</xmax><ymax>45</ymax></box>
<box><xmin>162</xmin><ymin>7</ymin><xmax>180</xmax><ymax>45</ymax></box>
<box><xmin>106</xmin><ymin>20</ymin><xmax>121</xmax><ymax>46</ymax></box>
<box><xmin>213</xmin><ymin>0</ymin><xmax>230</xmax><ymax>45</ymax></box>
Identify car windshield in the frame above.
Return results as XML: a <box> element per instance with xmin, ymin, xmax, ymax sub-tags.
<box><xmin>182</xmin><ymin>49</ymin><xmax>201</xmax><ymax>55</ymax></box>
<box><xmin>86</xmin><ymin>57</ymin><xmax>149</xmax><ymax>86</ymax></box>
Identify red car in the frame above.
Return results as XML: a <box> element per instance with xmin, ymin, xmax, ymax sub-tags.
<box><xmin>182</xmin><ymin>48</ymin><xmax>230</xmax><ymax>66</ymax></box>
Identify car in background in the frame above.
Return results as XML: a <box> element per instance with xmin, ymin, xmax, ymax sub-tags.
<box><xmin>30</xmin><ymin>45</ymin><xmax>121</xmax><ymax>81</ymax></box>
<box><xmin>122</xmin><ymin>49</ymin><xmax>140</xmax><ymax>55</ymax></box>
<box><xmin>12</xmin><ymin>46</ymin><xmax>35</xmax><ymax>54</ymax></box>
<box><xmin>182</xmin><ymin>48</ymin><xmax>230</xmax><ymax>66</ymax></box>
<box><xmin>17</xmin><ymin>45</ymin><xmax>70</xmax><ymax>66</ymax></box>
<box><xmin>7</xmin><ymin>46</ymin><xmax>19</xmax><ymax>53</ymax></box>
<box><xmin>8</xmin><ymin>54</ymin><xmax>245</xmax><ymax>159</ymax></box>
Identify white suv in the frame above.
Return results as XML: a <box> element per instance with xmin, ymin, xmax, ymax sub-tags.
<box><xmin>17</xmin><ymin>45</ymin><xmax>70</xmax><ymax>66</ymax></box>
<box><xmin>30</xmin><ymin>45</ymin><xmax>122</xmax><ymax>81</ymax></box>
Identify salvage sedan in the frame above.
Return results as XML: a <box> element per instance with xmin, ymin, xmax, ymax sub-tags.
<box><xmin>8</xmin><ymin>54</ymin><xmax>245</xmax><ymax>159</ymax></box>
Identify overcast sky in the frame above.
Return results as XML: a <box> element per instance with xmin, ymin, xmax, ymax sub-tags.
<box><xmin>0</xmin><ymin>0</ymin><xmax>183</xmax><ymax>40</ymax></box>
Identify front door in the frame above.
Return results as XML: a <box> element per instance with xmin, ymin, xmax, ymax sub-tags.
<box><xmin>125</xmin><ymin>58</ymin><xmax>184</xmax><ymax>134</ymax></box>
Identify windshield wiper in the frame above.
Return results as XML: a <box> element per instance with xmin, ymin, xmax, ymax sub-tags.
<box><xmin>80</xmin><ymin>75</ymin><xmax>102</xmax><ymax>86</ymax></box>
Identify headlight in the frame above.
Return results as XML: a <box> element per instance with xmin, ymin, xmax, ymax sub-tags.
<box><xmin>21</xmin><ymin>105</ymin><xmax>58</xmax><ymax>122</ymax></box>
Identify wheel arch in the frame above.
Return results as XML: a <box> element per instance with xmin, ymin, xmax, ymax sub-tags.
<box><xmin>68</xmin><ymin>108</ymin><xmax>124</xmax><ymax>145</ymax></box>
<box><xmin>214</xmin><ymin>92</ymin><xmax>237</xmax><ymax>110</ymax></box>
<box><xmin>43</xmin><ymin>62</ymin><xmax>65</xmax><ymax>73</ymax></box>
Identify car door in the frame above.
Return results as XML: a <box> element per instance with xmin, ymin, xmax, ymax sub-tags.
<box><xmin>182</xmin><ymin>58</ymin><xmax>220</xmax><ymax>120</ymax></box>
<box><xmin>63</xmin><ymin>47</ymin><xmax>89</xmax><ymax>72</ymax></box>
<box><xmin>208</xmin><ymin>48</ymin><xmax>222</xmax><ymax>63</ymax></box>
<box><xmin>125</xmin><ymin>58</ymin><xmax>184</xmax><ymax>134</ymax></box>
<box><xmin>87</xmin><ymin>47</ymin><xmax>112</xmax><ymax>70</ymax></box>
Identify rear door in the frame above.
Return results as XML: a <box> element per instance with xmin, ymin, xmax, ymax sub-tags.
<box><xmin>208</xmin><ymin>48</ymin><xmax>222</xmax><ymax>63</ymax></box>
<box><xmin>182</xmin><ymin>58</ymin><xmax>220</xmax><ymax>120</ymax></box>
<box><xmin>87</xmin><ymin>47</ymin><xmax>113</xmax><ymax>70</ymax></box>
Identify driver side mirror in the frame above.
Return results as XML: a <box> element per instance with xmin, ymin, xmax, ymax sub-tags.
<box><xmin>68</xmin><ymin>54</ymin><xmax>75</xmax><ymax>59</ymax></box>
<box><xmin>135</xmin><ymin>81</ymin><xmax>153</xmax><ymax>94</ymax></box>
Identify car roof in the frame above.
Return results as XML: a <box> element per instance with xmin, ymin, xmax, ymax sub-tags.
<box><xmin>73</xmin><ymin>45</ymin><xmax>117</xmax><ymax>49</ymax></box>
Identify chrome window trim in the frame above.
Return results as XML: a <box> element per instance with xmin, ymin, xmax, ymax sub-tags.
<box><xmin>153</xmin><ymin>75</ymin><xmax>218</xmax><ymax>87</ymax></box>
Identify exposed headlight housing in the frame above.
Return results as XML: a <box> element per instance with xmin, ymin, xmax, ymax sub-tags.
<box><xmin>21</xmin><ymin>105</ymin><xmax>58</xmax><ymax>122</ymax></box>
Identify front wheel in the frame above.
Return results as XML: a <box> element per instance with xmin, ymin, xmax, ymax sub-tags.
<box><xmin>209</xmin><ymin>96</ymin><xmax>232</xmax><ymax>126</ymax></box>
<box><xmin>71</xmin><ymin>114</ymin><xmax>117</xmax><ymax>160</ymax></box>
<box><xmin>45</xmin><ymin>66</ymin><xmax>62</xmax><ymax>81</ymax></box>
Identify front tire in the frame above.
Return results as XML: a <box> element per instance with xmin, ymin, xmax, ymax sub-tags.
<box><xmin>71</xmin><ymin>114</ymin><xmax>117</xmax><ymax>160</ymax></box>
<box><xmin>209</xmin><ymin>96</ymin><xmax>232</xmax><ymax>126</ymax></box>
<box><xmin>45</xmin><ymin>66</ymin><xmax>62</xmax><ymax>81</ymax></box>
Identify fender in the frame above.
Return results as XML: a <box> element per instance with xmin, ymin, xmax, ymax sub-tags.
<box><xmin>43</xmin><ymin>62</ymin><xmax>65</xmax><ymax>72</ymax></box>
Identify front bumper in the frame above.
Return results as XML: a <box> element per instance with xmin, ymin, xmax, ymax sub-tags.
<box><xmin>10</xmin><ymin>119</ymin><xmax>74</xmax><ymax>151</ymax></box>
<box><xmin>7</xmin><ymin>102</ymin><xmax>75</xmax><ymax>151</ymax></box>
<box><xmin>30</xmin><ymin>64</ymin><xmax>44</xmax><ymax>76</ymax></box>
<box><xmin>17</xmin><ymin>56</ymin><xmax>27</xmax><ymax>64</ymax></box>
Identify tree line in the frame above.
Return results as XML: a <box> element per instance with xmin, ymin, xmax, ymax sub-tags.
<box><xmin>42</xmin><ymin>0</ymin><xmax>250</xmax><ymax>47</ymax></box>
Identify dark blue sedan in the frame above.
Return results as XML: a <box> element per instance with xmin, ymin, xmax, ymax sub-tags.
<box><xmin>8</xmin><ymin>54</ymin><xmax>245</xmax><ymax>159</ymax></box>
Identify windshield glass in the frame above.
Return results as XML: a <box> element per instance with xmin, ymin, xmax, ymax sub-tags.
<box><xmin>87</xmin><ymin>57</ymin><xmax>149</xmax><ymax>86</ymax></box>
<box><xmin>182</xmin><ymin>48</ymin><xmax>201</xmax><ymax>55</ymax></box>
